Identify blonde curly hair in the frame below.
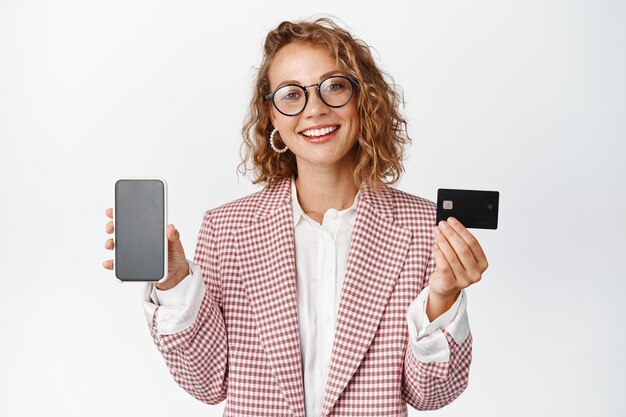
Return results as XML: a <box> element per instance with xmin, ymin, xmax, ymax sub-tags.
<box><xmin>238</xmin><ymin>17</ymin><xmax>411</xmax><ymax>193</ymax></box>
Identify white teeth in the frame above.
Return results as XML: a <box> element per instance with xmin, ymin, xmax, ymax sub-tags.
<box><xmin>302</xmin><ymin>125</ymin><xmax>338</xmax><ymax>137</ymax></box>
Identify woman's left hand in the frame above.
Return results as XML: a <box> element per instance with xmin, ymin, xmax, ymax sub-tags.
<box><xmin>426</xmin><ymin>216</ymin><xmax>489</xmax><ymax>320</ymax></box>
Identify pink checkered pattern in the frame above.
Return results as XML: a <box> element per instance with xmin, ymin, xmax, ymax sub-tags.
<box><xmin>148</xmin><ymin>176</ymin><xmax>472</xmax><ymax>416</ymax></box>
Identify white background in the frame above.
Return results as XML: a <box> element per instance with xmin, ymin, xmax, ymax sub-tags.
<box><xmin>1</xmin><ymin>0</ymin><xmax>625</xmax><ymax>416</ymax></box>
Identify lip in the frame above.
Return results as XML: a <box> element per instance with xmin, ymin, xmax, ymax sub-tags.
<box><xmin>299</xmin><ymin>125</ymin><xmax>340</xmax><ymax>144</ymax></box>
<box><xmin>298</xmin><ymin>123</ymin><xmax>339</xmax><ymax>133</ymax></box>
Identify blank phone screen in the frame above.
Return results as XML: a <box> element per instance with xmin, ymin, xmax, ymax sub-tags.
<box><xmin>115</xmin><ymin>179</ymin><xmax>165</xmax><ymax>281</ymax></box>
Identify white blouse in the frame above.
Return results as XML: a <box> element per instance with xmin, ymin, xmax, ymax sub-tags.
<box><xmin>143</xmin><ymin>176</ymin><xmax>469</xmax><ymax>417</ymax></box>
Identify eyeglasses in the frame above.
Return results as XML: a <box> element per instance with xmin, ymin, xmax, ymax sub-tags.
<box><xmin>265</xmin><ymin>75</ymin><xmax>358</xmax><ymax>116</ymax></box>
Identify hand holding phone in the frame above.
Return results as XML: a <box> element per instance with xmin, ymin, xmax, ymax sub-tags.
<box><xmin>103</xmin><ymin>178</ymin><xmax>190</xmax><ymax>289</ymax></box>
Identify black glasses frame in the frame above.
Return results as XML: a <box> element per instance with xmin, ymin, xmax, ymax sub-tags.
<box><xmin>264</xmin><ymin>75</ymin><xmax>359</xmax><ymax>116</ymax></box>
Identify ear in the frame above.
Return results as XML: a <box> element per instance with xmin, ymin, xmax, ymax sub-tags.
<box><xmin>265</xmin><ymin>101</ymin><xmax>277</xmax><ymax>127</ymax></box>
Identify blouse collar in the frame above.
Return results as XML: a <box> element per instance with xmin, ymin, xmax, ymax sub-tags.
<box><xmin>291</xmin><ymin>175</ymin><xmax>360</xmax><ymax>227</ymax></box>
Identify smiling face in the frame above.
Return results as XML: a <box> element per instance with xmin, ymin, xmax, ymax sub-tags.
<box><xmin>267</xmin><ymin>42</ymin><xmax>360</xmax><ymax>174</ymax></box>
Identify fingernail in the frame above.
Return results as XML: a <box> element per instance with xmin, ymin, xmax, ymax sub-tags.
<box><xmin>439</xmin><ymin>220</ymin><xmax>449</xmax><ymax>230</ymax></box>
<box><xmin>433</xmin><ymin>242</ymin><xmax>439</xmax><ymax>250</ymax></box>
<box><xmin>448</xmin><ymin>217</ymin><xmax>458</xmax><ymax>225</ymax></box>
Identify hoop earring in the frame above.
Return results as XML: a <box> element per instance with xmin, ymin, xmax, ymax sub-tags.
<box><xmin>269</xmin><ymin>128</ymin><xmax>289</xmax><ymax>153</ymax></box>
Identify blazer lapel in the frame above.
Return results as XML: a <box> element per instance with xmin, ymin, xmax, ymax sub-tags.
<box><xmin>234</xmin><ymin>177</ymin><xmax>305</xmax><ymax>417</ymax></box>
<box><xmin>320</xmin><ymin>180</ymin><xmax>412</xmax><ymax>416</ymax></box>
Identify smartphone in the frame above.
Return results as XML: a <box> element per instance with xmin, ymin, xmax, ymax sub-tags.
<box><xmin>114</xmin><ymin>178</ymin><xmax>168</xmax><ymax>282</ymax></box>
<box><xmin>436</xmin><ymin>188</ymin><xmax>499</xmax><ymax>229</ymax></box>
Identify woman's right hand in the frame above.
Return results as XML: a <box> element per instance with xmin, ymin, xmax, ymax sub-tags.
<box><xmin>103</xmin><ymin>207</ymin><xmax>191</xmax><ymax>290</ymax></box>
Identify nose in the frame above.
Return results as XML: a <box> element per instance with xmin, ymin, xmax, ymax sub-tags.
<box><xmin>302</xmin><ymin>87</ymin><xmax>329</xmax><ymax>118</ymax></box>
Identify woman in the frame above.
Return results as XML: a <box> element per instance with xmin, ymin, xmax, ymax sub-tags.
<box><xmin>103</xmin><ymin>17</ymin><xmax>488</xmax><ymax>416</ymax></box>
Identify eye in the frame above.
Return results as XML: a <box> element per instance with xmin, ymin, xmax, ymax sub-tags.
<box><xmin>284</xmin><ymin>92</ymin><xmax>301</xmax><ymax>100</ymax></box>
<box><xmin>322</xmin><ymin>77</ymin><xmax>350</xmax><ymax>94</ymax></box>
<box><xmin>277</xmin><ymin>86</ymin><xmax>304</xmax><ymax>102</ymax></box>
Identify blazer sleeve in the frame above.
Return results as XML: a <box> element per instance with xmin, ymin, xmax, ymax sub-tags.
<box><xmin>401</xmin><ymin>245</ymin><xmax>473</xmax><ymax>410</ymax></box>
<box><xmin>144</xmin><ymin>210</ymin><xmax>228</xmax><ymax>405</ymax></box>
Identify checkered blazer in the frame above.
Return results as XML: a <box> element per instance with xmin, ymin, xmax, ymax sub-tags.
<box><xmin>147</xmin><ymin>176</ymin><xmax>472</xmax><ymax>416</ymax></box>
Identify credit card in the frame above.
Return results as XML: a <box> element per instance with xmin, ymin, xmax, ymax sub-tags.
<box><xmin>436</xmin><ymin>188</ymin><xmax>499</xmax><ymax>229</ymax></box>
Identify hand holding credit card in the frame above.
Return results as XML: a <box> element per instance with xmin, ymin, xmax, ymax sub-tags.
<box><xmin>427</xmin><ymin>187</ymin><xmax>496</xmax><ymax>320</ymax></box>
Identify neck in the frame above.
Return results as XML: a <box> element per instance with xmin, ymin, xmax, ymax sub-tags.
<box><xmin>294</xmin><ymin>164</ymin><xmax>360</xmax><ymax>223</ymax></box>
